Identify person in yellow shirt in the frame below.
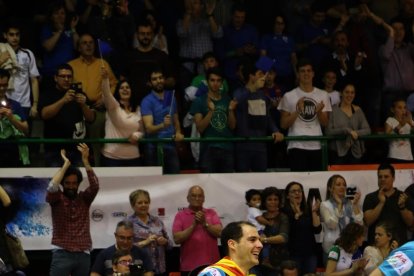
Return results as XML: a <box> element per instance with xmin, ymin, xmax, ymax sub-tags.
<box><xmin>68</xmin><ymin>33</ymin><xmax>117</xmax><ymax>166</ymax></box>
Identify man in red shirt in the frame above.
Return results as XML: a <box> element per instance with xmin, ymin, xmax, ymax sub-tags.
<box><xmin>46</xmin><ymin>143</ymin><xmax>99</xmax><ymax>276</ymax></box>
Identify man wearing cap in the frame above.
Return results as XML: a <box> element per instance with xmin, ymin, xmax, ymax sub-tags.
<box><xmin>232</xmin><ymin>56</ymin><xmax>284</xmax><ymax>172</ymax></box>
<box><xmin>278</xmin><ymin>58</ymin><xmax>331</xmax><ymax>171</ymax></box>
<box><xmin>190</xmin><ymin>67</ymin><xmax>237</xmax><ymax>173</ymax></box>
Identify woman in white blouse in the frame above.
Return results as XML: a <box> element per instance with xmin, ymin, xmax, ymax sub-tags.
<box><xmin>363</xmin><ymin>222</ymin><xmax>398</xmax><ymax>275</ymax></box>
<box><xmin>100</xmin><ymin>68</ymin><xmax>144</xmax><ymax>166</ymax></box>
<box><xmin>320</xmin><ymin>174</ymin><xmax>363</xmax><ymax>260</ymax></box>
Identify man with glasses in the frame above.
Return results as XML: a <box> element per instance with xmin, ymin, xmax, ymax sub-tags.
<box><xmin>39</xmin><ymin>63</ymin><xmax>95</xmax><ymax>166</ymax></box>
<box><xmin>91</xmin><ymin>220</ymin><xmax>154</xmax><ymax>276</ymax></box>
<box><xmin>172</xmin><ymin>185</ymin><xmax>222</xmax><ymax>276</ymax></box>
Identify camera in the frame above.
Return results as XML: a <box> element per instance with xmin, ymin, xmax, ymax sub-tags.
<box><xmin>128</xmin><ymin>263</ymin><xmax>144</xmax><ymax>276</ymax></box>
<box><xmin>70</xmin><ymin>82</ymin><xmax>83</xmax><ymax>94</ymax></box>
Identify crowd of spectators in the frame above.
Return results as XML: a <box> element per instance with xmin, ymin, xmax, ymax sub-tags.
<box><xmin>1</xmin><ymin>0</ymin><xmax>414</xmax><ymax>172</ymax></box>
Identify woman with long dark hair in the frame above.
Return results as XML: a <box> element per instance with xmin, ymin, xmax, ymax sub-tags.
<box><xmin>101</xmin><ymin>68</ymin><xmax>144</xmax><ymax>166</ymax></box>
<box><xmin>283</xmin><ymin>181</ymin><xmax>321</xmax><ymax>275</ymax></box>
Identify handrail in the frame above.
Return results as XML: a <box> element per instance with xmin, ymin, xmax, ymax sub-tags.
<box><xmin>0</xmin><ymin>133</ymin><xmax>411</xmax><ymax>170</ymax></box>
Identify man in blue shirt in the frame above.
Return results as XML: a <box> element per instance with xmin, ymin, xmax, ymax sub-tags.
<box><xmin>141</xmin><ymin>68</ymin><xmax>184</xmax><ymax>174</ymax></box>
<box><xmin>233</xmin><ymin>57</ymin><xmax>284</xmax><ymax>172</ymax></box>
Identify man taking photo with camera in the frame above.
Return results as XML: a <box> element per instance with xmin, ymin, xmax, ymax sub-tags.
<box><xmin>39</xmin><ymin>63</ymin><xmax>95</xmax><ymax>166</ymax></box>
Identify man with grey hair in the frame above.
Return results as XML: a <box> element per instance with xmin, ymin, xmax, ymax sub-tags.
<box><xmin>90</xmin><ymin>220</ymin><xmax>154</xmax><ymax>276</ymax></box>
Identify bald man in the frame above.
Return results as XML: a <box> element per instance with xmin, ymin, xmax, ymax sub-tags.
<box><xmin>172</xmin><ymin>186</ymin><xmax>222</xmax><ymax>275</ymax></box>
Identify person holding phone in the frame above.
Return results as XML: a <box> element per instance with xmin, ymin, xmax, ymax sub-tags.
<box><xmin>320</xmin><ymin>174</ymin><xmax>363</xmax><ymax>261</ymax></box>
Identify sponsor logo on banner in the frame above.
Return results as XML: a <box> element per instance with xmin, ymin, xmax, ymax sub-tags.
<box><xmin>112</xmin><ymin>212</ymin><xmax>127</xmax><ymax>218</ymax></box>
<box><xmin>92</xmin><ymin>209</ymin><xmax>104</xmax><ymax>221</ymax></box>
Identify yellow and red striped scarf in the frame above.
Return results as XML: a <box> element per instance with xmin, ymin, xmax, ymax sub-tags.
<box><xmin>210</xmin><ymin>257</ymin><xmax>247</xmax><ymax>276</ymax></box>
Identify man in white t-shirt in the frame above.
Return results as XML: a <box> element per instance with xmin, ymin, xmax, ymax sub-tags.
<box><xmin>278</xmin><ymin>59</ymin><xmax>331</xmax><ymax>171</ymax></box>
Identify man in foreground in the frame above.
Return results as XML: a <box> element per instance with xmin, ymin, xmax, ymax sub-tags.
<box><xmin>198</xmin><ymin>221</ymin><xmax>263</xmax><ymax>276</ymax></box>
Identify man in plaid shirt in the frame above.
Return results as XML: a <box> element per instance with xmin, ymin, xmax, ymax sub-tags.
<box><xmin>46</xmin><ymin>143</ymin><xmax>99</xmax><ymax>276</ymax></box>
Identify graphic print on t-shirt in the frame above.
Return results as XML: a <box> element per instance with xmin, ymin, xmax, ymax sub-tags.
<box><xmin>297</xmin><ymin>97</ymin><xmax>318</xmax><ymax>122</ymax></box>
<box><xmin>210</xmin><ymin>106</ymin><xmax>228</xmax><ymax>132</ymax></box>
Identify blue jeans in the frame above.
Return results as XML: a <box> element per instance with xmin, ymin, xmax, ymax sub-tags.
<box><xmin>200</xmin><ymin>146</ymin><xmax>234</xmax><ymax>173</ymax></box>
<box><xmin>50</xmin><ymin>250</ymin><xmax>90</xmax><ymax>276</ymax></box>
<box><xmin>144</xmin><ymin>144</ymin><xmax>180</xmax><ymax>174</ymax></box>
<box><xmin>235</xmin><ymin>150</ymin><xmax>267</xmax><ymax>172</ymax></box>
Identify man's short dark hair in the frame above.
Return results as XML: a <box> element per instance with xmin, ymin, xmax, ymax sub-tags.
<box><xmin>378</xmin><ymin>163</ymin><xmax>395</xmax><ymax>177</ymax></box>
<box><xmin>245</xmin><ymin>189</ymin><xmax>261</xmax><ymax>203</ymax></box>
<box><xmin>241</xmin><ymin>60</ymin><xmax>258</xmax><ymax>82</ymax></box>
<box><xmin>205</xmin><ymin>67</ymin><xmax>224</xmax><ymax>80</ymax></box>
<box><xmin>55</xmin><ymin>63</ymin><xmax>74</xmax><ymax>76</ymax></box>
<box><xmin>221</xmin><ymin>221</ymin><xmax>255</xmax><ymax>255</ymax></box>
<box><xmin>232</xmin><ymin>3</ymin><xmax>247</xmax><ymax>14</ymax></box>
<box><xmin>112</xmin><ymin>249</ymin><xmax>131</xmax><ymax>265</ymax></box>
<box><xmin>202</xmin><ymin>51</ymin><xmax>217</xmax><ymax>63</ymax></box>
<box><xmin>280</xmin><ymin>260</ymin><xmax>299</xmax><ymax>275</ymax></box>
<box><xmin>3</xmin><ymin>18</ymin><xmax>21</xmax><ymax>33</ymax></box>
<box><xmin>61</xmin><ymin>166</ymin><xmax>83</xmax><ymax>185</ymax></box>
<box><xmin>0</xmin><ymin>68</ymin><xmax>10</xmax><ymax>79</ymax></box>
<box><xmin>296</xmin><ymin>58</ymin><xmax>313</xmax><ymax>71</ymax></box>
<box><xmin>136</xmin><ymin>19</ymin><xmax>152</xmax><ymax>31</ymax></box>
<box><xmin>147</xmin><ymin>66</ymin><xmax>164</xmax><ymax>81</ymax></box>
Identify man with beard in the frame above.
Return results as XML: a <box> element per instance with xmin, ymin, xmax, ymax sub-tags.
<box><xmin>363</xmin><ymin>163</ymin><xmax>414</xmax><ymax>245</ymax></box>
<box><xmin>46</xmin><ymin>143</ymin><xmax>99</xmax><ymax>276</ymax></box>
<box><xmin>122</xmin><ymin>20</ymin><xmax>175</xmax><ymax>105</ymax></box>
<box><xmin>320</xmin><ymin>30</ymin><xmax>366</xmax><ymax>92</ymax></box>
<box><xmin>198</xmin><ymin>221</ymin><xmax>263</xmax><ymax>276</ymax></box>
<box><xmin>141</xmin><ymin>68</ymin><xmax>184</xmax><ymax>174</ymax></box>
<box><xmin>91</xmin><ymin>220</ymin><xmax>154</xmax><ymax>276</ymax></box>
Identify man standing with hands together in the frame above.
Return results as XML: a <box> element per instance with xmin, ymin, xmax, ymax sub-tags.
<box><xmin>172</xmin><ymin>185</ymin><xmax>222</xmax><ymax>276</ymax></box>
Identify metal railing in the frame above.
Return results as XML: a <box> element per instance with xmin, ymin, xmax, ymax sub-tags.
<box><xmin>1</xmin><ymin>133</ymin><xmax>413</xmax><ymax>170</ymax></box>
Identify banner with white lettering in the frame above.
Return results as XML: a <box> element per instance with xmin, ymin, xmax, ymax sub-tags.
<box><xmin>1</xmin><ymin>167</ymin><xmax>413</xmax><ymax>250</ymax></box>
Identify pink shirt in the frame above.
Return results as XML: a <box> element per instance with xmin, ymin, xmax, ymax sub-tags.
<box><xmin>172</xmin><ymin>207</ymin><xmax>222</xmax><ymax>271</ymax></box>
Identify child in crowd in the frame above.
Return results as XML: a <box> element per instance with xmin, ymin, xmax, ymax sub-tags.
<box><xmin>322</xmin><ymin>70</ymin><xmax>340</xmax><ymax>106</ymax></box>
<box><xmin>245</xmin><ymin>189</ymin><xmax>271</xmax><ymax>264</ymax></box>
<box><xmin>384</xmin><ymin>98</ymin><xmax>414</xmax><ymax>163</ymax></box>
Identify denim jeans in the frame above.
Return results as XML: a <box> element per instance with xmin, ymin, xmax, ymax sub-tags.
<box><xmin>50</xmin><ymin>250</ymin><xmax>90</xmax><ymax>276</ymax></box>
<box><xmin>235</xmin><ymin>150</ymin><xmax>267</xmax><ymax>172</ymax></box>
<box><xmin>144</xmin><ymin>144</ymin><xmax>180</xmax><ymax>174</ymax></box>
<box><xmin>199</xmin><ymin>146</ymin><xmax>234</xmax><ymax>173</ymax></box>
